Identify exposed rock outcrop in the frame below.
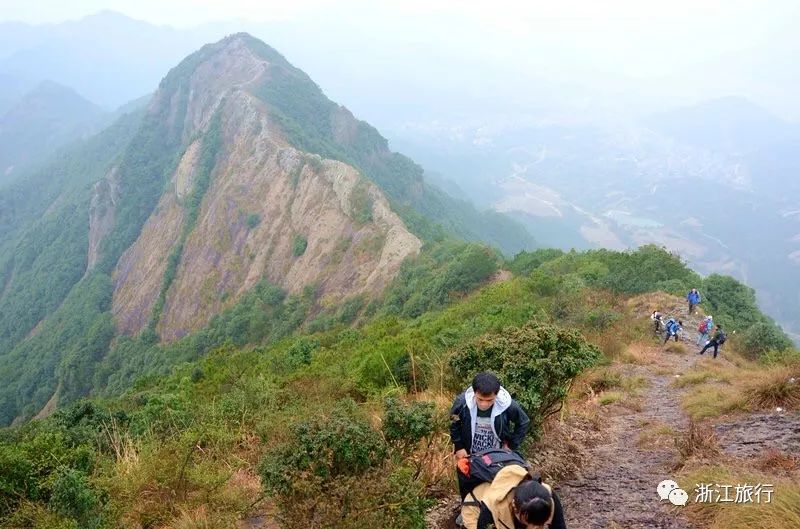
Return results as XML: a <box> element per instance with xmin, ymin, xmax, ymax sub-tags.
<box><xmin>111</xmin><ymin>35</ymin><xmax>421</xmax><ymax>341</ymax></box>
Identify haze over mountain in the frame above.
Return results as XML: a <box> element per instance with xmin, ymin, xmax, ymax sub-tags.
<box><xmin>394</xmin><ymin>95</ymin><xmax>800</xmax><ymax>339</ymax></box>
<box><xmin>0</xmin><ymin>80</ymin><xmax>108</xmax><ymax>183</ymax></box>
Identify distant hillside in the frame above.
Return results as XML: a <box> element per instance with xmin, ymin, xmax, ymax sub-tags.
<box><xmin>0</xmin><ymin>73</ymin><xmax>30</xmax><ymax>114</ymax></box>
<box><xmin>0</xmin><ymin>80</ymin><xmax>108</xmax><ymax>183</ymax></box>
<box><xmin>393</xmin><ymin>97</ymin><xmax>800</xmax><ymax>340</ymax></box>
<box><xmin>0</xmin><ymin>11</ymin><xmax>234</xmax><ymax>109</ymax></box>
<box><xmin>646</xmin><ymin>96</ymin><xmax>800</xmax><ymax>155</ymax></box>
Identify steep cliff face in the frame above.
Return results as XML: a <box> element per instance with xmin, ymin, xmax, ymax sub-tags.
<box><xmin>110</xmin><ymin>35</ymin><xmax>421</xmax><ymax>340</ymax></box>
<box><xmin>87</xmin><ymin>167</ymin><xmax>119</xmax><ymax>272</ymax></box>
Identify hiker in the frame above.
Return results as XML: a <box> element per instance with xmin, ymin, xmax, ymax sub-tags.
<box><xmin>696</xmin><ymin>315</ymin><xmax>714</xmax><ymax>346</ymax></box>
<box><xmin>651</xmin><ymin>310</ymin><xmax>663</xmax><ymax>333</ymax></box>
<box><xmin>458</xmin><ymin>454</ymin><xmax>567</xmax><ymax>529</ymax></box>
<box><xmin>450</xmin><ymin>372</ymin><xmax>530</xmax><ymax>494</ymax></box>
<box><xmin>699</xmin><ymin>326</ymin><xmax>727</xmax><ymax>358</ymax></box>
<box><xmin>450</xmin><ymin>372</ymin><xmax>530</xmax><ymax>460</ymax></box>
<box><xmin>663</xmin><ymin>318</ymin><xmax>683</xmax><ymax>344</ymax></box>
<box><xmin>687</xmin><ymin>288</ymin><xmax>701</xmax><ymax>315</ymax></box>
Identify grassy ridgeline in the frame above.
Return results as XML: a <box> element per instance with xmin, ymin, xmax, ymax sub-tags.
<box><xmin>1</xmin><ymin>245</ymin><xmax>794</xmax><ymax>527</ymax></box>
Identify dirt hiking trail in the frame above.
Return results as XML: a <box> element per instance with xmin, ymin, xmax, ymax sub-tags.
<box><xmin>557</xmin><ymin>306</ymin><xmax>708</xmax><ymax>529</ymax></box>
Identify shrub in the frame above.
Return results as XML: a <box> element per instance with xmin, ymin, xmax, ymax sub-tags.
<box><xmin>245</xmin><ymin>213</ymin><xmax>261</xmax><ymax>229</ymax></box>
<box><xmin>258</xmin><ymin>399</ymin><xmax>386</xmax><ymax>495</ymax></box>
<box><xmin>381</xmin><ymin>242</ymin><xmax>499</xmax><ymax>318</ymax></box>
<box><xmin>264</xmin><ymin>465</ymin><xmax>432</xmax><ymax>529</ymax></box>
<box><xmin>49</xmin><ymin>467</ymin><xmax>104</xmax><ymax>529</ymax></box>
<box><xmin>382</xmin><ymin>398</ymin><xmax>436</xmax><ymax>449</ymax></box>
<box><xmin>739</xmin><ymin>322</ymin><xmax>793</xmax><ymax>358</ymax></box>
<box><xmin>584</xmin><ymin>307</ymin><xmax>621</xmax><ymax>330</ymax></box>
<box><xmin>508</xmin><ymin>248</ymin><xmax>564</xmax><ymax>276</ymax></box>
<box><xmin>285</xmin><ymin>337</ymin><xmax>320</xmax><ymax>368</ymax></box>
<box><xmin>450</xmin><ymin>321</ymin><xmax>601</xmax><ymax>437</ymax></box>
<box><xmin>350</xmin><ymin>181</ymin><xmax>374</xmax><ymax>224</ymax></box>
<box><xmin>292</xmin><ymin>234</ymin><xmax>308</xmax><ymax>257</ymax></box>
<box><xmin>529</xmin><ymin>269</ymin><xmax>558</xmax><ymax>297</ymax></box>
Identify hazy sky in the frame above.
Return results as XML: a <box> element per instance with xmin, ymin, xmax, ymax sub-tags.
<box><xmin>1</xmin><ymin>0</ymin><xmax>796</xmax><ymax>76</ymax></box>
<box><xmin>1</xmin><ymin>1</ymin><xmax>798</xmax><ymax>121</ymax></box>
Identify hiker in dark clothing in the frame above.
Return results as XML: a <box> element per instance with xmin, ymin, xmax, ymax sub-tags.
<box><xmin>699</xmin><ymin>326</ymin><xmax>727</xmax><ymax>358</ymax></box>
<box><xmin>663</xmin><ymin>319</ymin><xmax>683</xmax><ymax>344</ymax></box>
<box><xmin>687</xmin><ymin>289</ymin><xmax>701</xmax><ymax>315</ymax></box>
<box><xmin>450</xmin><ymin>372</ymin><xmax>531</xmax><ymax>462</ymax></box>
<box><xmin>450</xmin><ymin>372</ymin><xmax>530</xmax><ymax>502</ymax></box>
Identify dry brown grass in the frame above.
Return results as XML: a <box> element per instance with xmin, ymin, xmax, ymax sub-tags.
<box><xmin>104</xmin><ymin>418</ymin><xmax>141</xmax><ymax>476</ymax></box>
<box><xmin>590</xmin><ymin>331</ymin><xmax>628</xmax><ymax>360</ymax></box>
<box><xmin>757</xmin><ymin>449</ymin><xmax>800</xmax><ymax>475</ymax></box>
<box><xmin>626</xmin><ymin>292</ymin><xmax>688</xmax><ymax>316</ymax></box>
<box><xmin>530</xmin><ymin>410</ymin><xmax>605</xmax><ymax>482</ymax></box>
<box><xmin>617</xmin><ymin>342</ymin><xmax>658</xmax><ymax>365</ymax></box>
<box><xmin>745</xmin><ymin>367</ymin><xmax>800</xmax><ymax>410</ymax></box>
<box><xmin>635</xmin><ymin>420</ymin><xmax>678</xmax><ymax>449</ymax></box>
<box><xmin>675</xmin><ymin>420</ymin><xmax>722</xmax><ymax>464</ymax></box>
<box><xmin>582</xmin><ymin>368</ymin><xmax>623</xmax><ymax>393</ymax></box>
<box><xmin>681</xmin><ymin>359</ymin><xmax>800</xmax><ymax>419</ymax></box>
<box><xmin>598</xmin><ymin>391</ymin><xmax>623</xmax><ymax>405</ymax></box>
<box><xmin>664</xmin><ymin>341</ymin><xmax>689</xmax><ymax>355</ymax></box>
<box><xmin>169</xmin><ymin>505</ymin><xmax>214</xmax><ymax>529</ymax></box>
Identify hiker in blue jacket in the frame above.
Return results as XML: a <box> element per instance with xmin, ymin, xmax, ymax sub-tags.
<box><xmin>663</xmin><ymin>318</ymin><xmax>683</xmax><ymax>344</ymax></box>
<box><xmin>687</xmin><ymin>288</ymin><xmax>701</xmax><ymax>315</ymax></box>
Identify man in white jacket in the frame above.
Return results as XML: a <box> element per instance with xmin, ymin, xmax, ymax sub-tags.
<box><xmin>449</xmin><ymin>372</ymin><xmax>531</xmax><ymax>464</ymax></box>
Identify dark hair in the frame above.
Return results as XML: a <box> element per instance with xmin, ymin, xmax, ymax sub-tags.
<box><xmin>678</xmin><ymin>320</ymin><xmax>683</xmax><ymax>325</ymax></box>
<box><xmin>472</xmin><ymin>372</ymin><xmax>500</xmax><ymax>396</ymax></box>
<box><xmin>513</xmin><ymin>480</ymin><xmax>552</xmax><ymax>524</ymax></box>
<box><xmin>717</xmin><ymin>325</ymin><xmax>723</xmax><ymax>330</ymax></box>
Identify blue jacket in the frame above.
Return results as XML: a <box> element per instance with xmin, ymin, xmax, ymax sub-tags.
<box><xmin>667</xmin><ymin>320</ymin><xmax>682</xmax><ymax>334</ymax></box>
<box><xmin>687</xmin><ymin>291</ymin><xmax>701</xmax><ymax>304</ymax></box>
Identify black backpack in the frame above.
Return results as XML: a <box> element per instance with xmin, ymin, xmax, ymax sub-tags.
<box><xmin>459</xmin><ymin>448</ymin><xmax>530</xmax><ymax>498</ymax></box>
<box><xmin>717</xmin><ymin>331</ymin><xmax>727</xmax><ymax>344</ymax></box>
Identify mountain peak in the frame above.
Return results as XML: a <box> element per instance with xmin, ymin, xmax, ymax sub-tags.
<box><xmin>7</xmin><ymin>80</ymin><xmax>104</xmax><ymax>120</ymax></box>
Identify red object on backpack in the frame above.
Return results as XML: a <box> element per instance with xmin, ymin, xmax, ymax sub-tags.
<box><xmin>698</xmin><ymin>321</ymin><xmax>708</xmax><ymax>333</ymax></box>
<box><xmin>457</xmin><ymin>457</ymin><xmax>471</xmax><ymax>477</ymax></box>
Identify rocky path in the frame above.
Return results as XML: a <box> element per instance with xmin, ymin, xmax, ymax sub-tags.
<box><xmin>555</xmin><ymin>305</ymin><xmax>710</xmax><ymax>529</ymax></box>
<box><xmin>557</xmin><ymin>342</ymin><xmax>700</xmax><ymax>529</ymax></box>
